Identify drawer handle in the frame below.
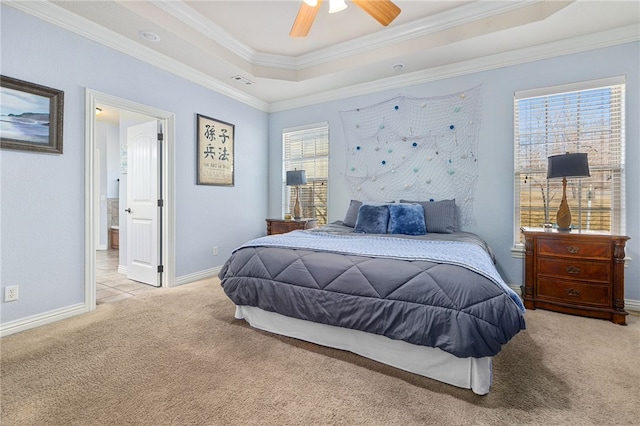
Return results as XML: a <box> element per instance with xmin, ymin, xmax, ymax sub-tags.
<box><xmin>565</xmin><ymin>266</ymin><xmax>581</xmax><ymax>275</ymax></box>
<box><xmin>566</xmin><ymin>245</ymin><xmax>580</xmax><ymax>254</ymax></box>
<box><xmin>566</xmin><ymin>288</ymin><xmax>581</xmax><ymax>297</ymax></box>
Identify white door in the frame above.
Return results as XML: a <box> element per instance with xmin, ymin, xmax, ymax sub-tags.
<box><xmin>126</xmin><ymin>120</ymin><xmax>161</xmax><ymax>286</ymax></box>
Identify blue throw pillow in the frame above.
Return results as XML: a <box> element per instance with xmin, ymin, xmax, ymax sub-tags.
<box><xmin>400</xmin><ymin>199</ymin><xmax>457</xmax><ymax>233</ymax></box>
<box><xmin>388</xmin><ymin>203</ymin><xmax>426</xmax><ymax>235</ymax></box>
<box><xmin>354</xmin><ymin>204</ymin><xmax>389</xmax><ymax>234</ymax></box>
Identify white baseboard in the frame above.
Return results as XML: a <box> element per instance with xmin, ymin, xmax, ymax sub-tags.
<box><xmin>0</xmin><ymin>303</ymin><xmax>87</xmax><ymax>337</ymax></box>
<box><xmin>0</xmin><ymin>265</ymin><xmax>221</xmax><ymax>337</ymax></box>
<box><xmin>174</xmin><ymin>266</ymin><xmax>221</xmax><ymax>287</ymax></box>
<box><xmin>115</xmin><ymin>265</ymin><xmax>219</xmax><ymax>288</ymax></box>
<box><xmin>509</xmin><ymin>284</ymin><xmax>522</xmax><ymax>295</ymax></box>
<box><xmin>625</xmin><ymin>299</ymin><xmax>640</xmax><ymax>313</ymax></box>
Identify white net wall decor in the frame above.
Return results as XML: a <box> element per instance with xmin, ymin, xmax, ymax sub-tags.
<box><xmin>340</xmin><ymin>85</ymin><xmax>483</xmax><ymax>226</ymax></box>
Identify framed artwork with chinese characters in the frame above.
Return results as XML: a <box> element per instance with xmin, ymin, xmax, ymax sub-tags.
<box><xmin>196</xmin><ymin>113</ymin><xmax>234</xmax><ymax>186</ymax></box>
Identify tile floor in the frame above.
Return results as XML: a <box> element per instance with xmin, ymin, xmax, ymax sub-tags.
<box><xmin>96</xmin><ymin>249</ymin><xmax>159</xmax><ymax>305</ymax></box>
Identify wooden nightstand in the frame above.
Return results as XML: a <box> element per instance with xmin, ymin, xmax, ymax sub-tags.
<box><xmin>521</xmin><ymin>228</ymin><xmax>629</xmax><ymax>325</ymax></box>
<box><xmin>266</xmin><ymin>218</ymin><xmax>318</xmax><ymax>235</ymax></box>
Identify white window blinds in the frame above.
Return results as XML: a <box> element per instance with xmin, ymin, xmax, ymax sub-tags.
<box><xmin>514</xmin><ymin>77</ymin><xmax>625</xmax><ymax>244</ymax></box>
<box><xmin>283</xmin><ymin>123</ymin><xmax>329</xmax><ymax>224</ymax></box>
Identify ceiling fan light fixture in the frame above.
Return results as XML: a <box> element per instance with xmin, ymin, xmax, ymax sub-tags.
<box><xmin>291</xmin><ymin>0</ymin><xmax>399</xmax><ymax>38</ymax></box>
<box><xmin>328</xmin><ymin>0</ymin><xmax>347</xmax><ymax>14</ymax></box>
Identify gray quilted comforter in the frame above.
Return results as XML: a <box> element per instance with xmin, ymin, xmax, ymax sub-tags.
<box><xmin>219</xmin><ymin>223</ymin><xmax>526</xmax><ymax>358</ymax></box>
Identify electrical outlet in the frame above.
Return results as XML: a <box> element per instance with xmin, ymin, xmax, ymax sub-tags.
<box><xmin>4</xmin><ymin>285</ymin><xmax>18</xmax><ymax>302</ymax></box>
<box><xmin>212</xmin><ymin>246</ymin><xmax>219</xmax><ymax>256</ymax></box>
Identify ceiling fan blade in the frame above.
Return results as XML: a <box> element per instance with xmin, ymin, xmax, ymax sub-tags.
<box><xmin>290</xmin><ymin>0</ymin><xmax>323</xmax><ymax>37</ymax></box>
<box><xmin>352</xmin><ymin>0</ymin><xmax>401</xmax><ymax>27</ymax></box>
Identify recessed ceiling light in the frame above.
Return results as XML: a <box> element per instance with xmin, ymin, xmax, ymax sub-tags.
<box><xmin>393</xmin><ymin>63</ymin><xmax>404</xmax><ymax>71</ymax></box>
<box><xmin>138</xmin><ymin>30</ymin><xmax>160</xmax><ymax>42</ymax></box>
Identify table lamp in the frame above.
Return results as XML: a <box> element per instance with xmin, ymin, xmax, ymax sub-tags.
<box><xmin>286</xmin><ymin>170</ymin><xmax>307</xmax><ymax>220</ymax></box>
<box><xmin>547</xmin><ymin>153</ymin><xmax>590</xmax><ymax>232</ymax></box>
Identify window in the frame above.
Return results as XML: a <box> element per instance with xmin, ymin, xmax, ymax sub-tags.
<box><xmin>514</xmin><ymin>77</ymin><xmax>625</xmax><ymax>246</ymax></box>
<box><xmin>283</xmin><ymin>123</ymin><xmax>329</xmax><ymax>225</ymax></box>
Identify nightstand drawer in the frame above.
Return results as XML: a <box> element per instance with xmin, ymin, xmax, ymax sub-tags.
<box><xmin>537</xmin><ymin>277</ymin><xmax>610</xmax><ymax>307</ymax></box>
<box><xmin>266</xmin><ymin>218</ymin><xmax>318</xmax><ymax>235</ymax></box>
<box><xmin>537</xmin><ymin>238</ymin><xmax>611</xmax><ymax>260</ymax></box>
<box><xmin>269</xmin><ymin>221</ymin><xmax>299</xmax><ymax>235</ymax></box>
<box><xmin>537</xmin><ymin>258</ymin><xmax>610</xmax><ymax>283</ymax></box>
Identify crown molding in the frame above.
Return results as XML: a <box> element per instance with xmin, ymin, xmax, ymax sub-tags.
<box><xmin>149</xmin><ymin>0</ymin><xmax>542</xmax><ymax>72</ymax></box>
<box><xmin>288</xmin><ymin>0</ymin><xmax>541</xmax><ymax>70</ymax></box>
<box><xmin>5</xmin><ymin>0</ymin><xmax>638</xmax><ymax>113</ymax></box>
<box><xmin>268</xmin><ymin>25</ymin><xmax>640</xmax><ymax>112</ymax></box>
<box><xmin>149</xmin><ymin>0</ymin><xmax>258</xmax><ymax>63</ymax></box>
<box><xmin>4</xmin><ymin>0</ymin><xmax>269</xmax><ymax>112</ymax></box>
<box><xmin>148</xmin><ymin>0</ymin><xmax>300</xmax><ymax>71</ymax></box>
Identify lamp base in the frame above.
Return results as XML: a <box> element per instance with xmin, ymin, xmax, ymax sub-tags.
<box><xmin>556</xmin><ymin>177</ymin><xmax>572</xmax><ymax>232</ymax></box>
<box><xmin>293</xmin><ymin>186</ymin><xmax>302</xmax><ymax>220</ymax></box>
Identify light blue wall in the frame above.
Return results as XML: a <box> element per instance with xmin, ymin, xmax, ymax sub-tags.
<box><xmin>0</xmin><ymin>5</ymin><xmax>269</xmax><ymax>324</ymax></box>
<box><xmin>269</xmin><ymin>42</ymin><xmax>640</xmax><ymax>300</ymax></box>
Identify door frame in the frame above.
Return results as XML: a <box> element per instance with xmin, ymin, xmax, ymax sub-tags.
<box><xmin>84</xmin><ymin>89</ymin><xmax>175</xmax><ymax>310</ymax></box>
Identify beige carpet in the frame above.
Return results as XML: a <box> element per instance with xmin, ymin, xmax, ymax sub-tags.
<box><xmin>1</xmin><ymin>278</ymin><xmax>639</xmax><ymax>426</ymax></box>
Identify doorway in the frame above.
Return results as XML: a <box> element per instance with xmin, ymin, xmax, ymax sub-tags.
<box><xmin>85</xmin><ymin>89</ymin><xmax>175</xmax><ymax>311</ymax></box>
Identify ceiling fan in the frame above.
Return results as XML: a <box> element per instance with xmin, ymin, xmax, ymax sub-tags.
<box><xmin>290</xmin><ymin>0</ymin><xmax>401</xmax><ymax>37</ymax></box>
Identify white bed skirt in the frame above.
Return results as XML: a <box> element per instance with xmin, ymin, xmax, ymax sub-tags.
<box><xmin>234</xmin><ymin>305</ymin><xmax>492</xmax><ymax>395</ymax></box>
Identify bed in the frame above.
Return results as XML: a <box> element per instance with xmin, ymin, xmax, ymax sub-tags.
<box><xmin>218</xmin><ymin>201</ymin><xmax>526</xmax><ymax>395</ymax></box>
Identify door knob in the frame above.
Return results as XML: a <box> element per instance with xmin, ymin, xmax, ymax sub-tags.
<box><xmin>125</xmin><ymin>208</ymin><xmax>132</xmax><ymax>213</ymax></box>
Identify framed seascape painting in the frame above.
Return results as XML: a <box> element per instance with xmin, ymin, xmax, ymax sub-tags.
<box><xmin>196</xmin><ymin>113</ymin><xmax>235</xmax><ymax>186</ymax></box>
<box><xmin>0</xmin><ymin>75</ymin><xmax>64</xmax><ymax>154</ymax></box>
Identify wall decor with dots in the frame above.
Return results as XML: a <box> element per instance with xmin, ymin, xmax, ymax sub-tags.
<box><xmin>340</xmin><ymin>85</ymin><xmax>482</xmax><ymax>227</ymax></box>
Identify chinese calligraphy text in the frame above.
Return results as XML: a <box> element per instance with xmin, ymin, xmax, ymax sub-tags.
<box><xmin>196</xmin><ymin>114</ymin><xmax>234</xmax><ymax>186</ymax></box>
